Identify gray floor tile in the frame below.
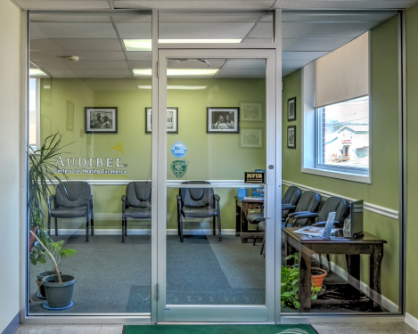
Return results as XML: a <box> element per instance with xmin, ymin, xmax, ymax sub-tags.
<box><xmin>99</xmin><ymin>325</ymin><xmax>124</xmax><ymax>334</ymax></box>
<box><xmin>15</xmin><ymin>324</ymin><xmax>61</xmax><ymax>334</ymax></box>
<box><xmin>58</xmin><ymin>325</ymin><xmax>101</xmax><ymax>334</ymax></box>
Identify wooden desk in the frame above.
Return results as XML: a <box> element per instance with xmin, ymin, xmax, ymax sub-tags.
<box><xmin>234</xmin><ymin>196</ymin><xmax>264</xmax><ymax>242</ymax></box>
<box><xmin>283</xmin><ymin>227</ymin><xmax>387</xmax><ymax>312</ymax></box>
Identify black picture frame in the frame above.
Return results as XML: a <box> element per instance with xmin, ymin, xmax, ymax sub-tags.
<box><xmin>207</xmin><ymin>107</ymin><xmax>240</xmax><ymax>134</ymax></box>
<box><xmin>85</xmin><ymin>107</ymin><xmax>118</xmax><ymax>134</ymax></box>
<box><xmin>145</xmin><ymin>107</ymin><xmax>178</xmax><ymax>134</ymax></box>
<box><xmin>287</xmin><ymin>97</ymin><xmax>296</xmax><ymax>121</ymax></box>
<box><xmin>287</xmin><ymin>125</ymin><xmax>296</xmax><ymax>149</ymax></box>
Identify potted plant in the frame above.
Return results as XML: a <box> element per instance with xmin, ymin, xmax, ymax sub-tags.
<box><xmin>28</xmin><ymin>132</ymin><xmax>77</xmax><ymax>303</ymax></box>
<box><xmin>29</xmin><ymin>230</ymin><xmax>77</xmax><ymax>309</ymax></box>
<box><xmin>281</xmin><ymin>253</ymin><xmax>323</xmax><ymax>309</ymax></box>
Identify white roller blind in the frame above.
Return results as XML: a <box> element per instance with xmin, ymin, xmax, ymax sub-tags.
<box><xmin>315</xmin><ymin>32</ymin><xmax>369</xmax><ymax>108</ymax></box>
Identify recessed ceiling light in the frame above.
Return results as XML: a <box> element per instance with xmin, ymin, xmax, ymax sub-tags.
<box><xmin>124</xmin><ymin>39</ymin><xmax>152</xmax><ymax>51</ymax></box>
<box><xmin>134</xmin><ymin>69</ymin><xmax>218</xmax><ymax>76</ymax></box>
<box><xmin>123</xmin><ymin>39</ymin><xmax>242</xmax><ymax>51</ymax></box>
<box><xmin>30</xmin><ymin>69</ymin><xmax>47</xmax><ymax>76</ymax></box>
<box><xmin>159</xmin><ymin>39</ymin><xmax>242</xmax><ymax>44</ymax></box>
<box><xmin>138</xmin><ymin>85</ymin><xmax>207</xmax><ymax>90</ymax></box>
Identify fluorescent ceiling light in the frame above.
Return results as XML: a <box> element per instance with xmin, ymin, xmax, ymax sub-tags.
<box><xmin>30</xmin><ymin>69</ymin><xmax>47</xmax><ymax>76</ymax></box>
<box><xmin>123</xmin><ymin>39</ymin><xmax>242</xmax><ymax>51</ymax></box>
<box><xmin>124</xmin><ymin>39</ymin><xmax>152</xmax><ymax>51</ymax></box>
<box><xmin>138</xmin><ymin>85</ymin><xmax>207</xmax><ymax>90</ymax></box>
<box><xmin>134</xmin><ymin>69</ymin><xmax>218</xmax><ymax>76</ymax></box>
<box><xmin>159</xmin><ymin>39</ymin><xmax>242</xmax><ymax>44</ymax></box>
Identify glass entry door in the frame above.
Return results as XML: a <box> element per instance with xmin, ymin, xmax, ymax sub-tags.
<box><xmin>156</xmin><ymin>49</ymin><xmax>280</xmax><ymax>322</ymax></box>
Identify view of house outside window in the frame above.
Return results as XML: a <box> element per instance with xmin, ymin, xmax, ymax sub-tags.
<box><xmin>318</xmin><ymin>96</ymin><xmax>369</xmax><ymax>170</ymax></box>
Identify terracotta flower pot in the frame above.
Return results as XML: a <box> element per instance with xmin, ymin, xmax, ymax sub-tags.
<box><xmin>312</xmin><ymin>267</ymin><xmax>327</xmax><ymax>288</ymax></box>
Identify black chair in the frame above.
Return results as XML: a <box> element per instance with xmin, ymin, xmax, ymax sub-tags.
<box><xmin>291</xmin><ymin>196</ymin><xmax>349</xmax><ymax>228</ymax></box>
<box><xmin>291</xmin><ymin>196</ymin><xmax>349</xmax><ymax>271</ymax></box>
<box><xmin>48</xmin><ymin>181</ymin><xmax>93</xmax><ymax>242</ymax></box>
<box><xmin>121</xmin><ymin>182</ymin><xmax>152</xmax><ymax>243</ymax></box>
<box><xmin>246</xmin><ymin>186</ymin><xmax>302</xmax><ymax>228</ymax></box>
<box><xmin>176</xmin><ymin>181</ymin><xmax>221</xmax><ymax>243</ymax></box>
<box><xmin>284</xmin><ymin>191</ymin><xmax>322</xmax><ymax>228</ymax></box>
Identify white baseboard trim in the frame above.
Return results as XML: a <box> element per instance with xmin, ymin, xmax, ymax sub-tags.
<box><xmin>313</xmin><ymin>254</ymin><xmax>399</xmax><ymax>313</ymax></box>
<box><xmin>405</xmin><ymin>313</ymin><xmax>418</xmax><ymax>331</ymax></box>
<box><xmin>282</xmin><ymin>180</ymin><xmax>399</xmax><ymax>220</ymax></box>
<box><xmin>57</xmin><ymin>228</ymin><xmax>236</xmax><ymax>236</ymax></box>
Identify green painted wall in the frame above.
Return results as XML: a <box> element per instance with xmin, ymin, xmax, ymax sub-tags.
<box><xmin>40</xmin><ymin>78</ymin><xmax>266</xmax><ymax>230</ymax></box>
<box><xmin>282</xmin><ymin>16</ymin><xmax>400</xmax><ymax>306</ymax></box>
<box><xmin>406</xmin><ymin>3</ymin><xmax>418</xmax><ymax>319</ymax></box>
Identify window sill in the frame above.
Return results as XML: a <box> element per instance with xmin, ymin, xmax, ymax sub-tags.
<box><xmin>302</xmin><ymin>167</ymin><xmax>371</xmax><ymax>184</ymax></box>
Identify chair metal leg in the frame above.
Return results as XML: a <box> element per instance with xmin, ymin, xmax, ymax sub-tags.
<box><xmin>217</xmin><ymin>213</ymin><xmax>222</xmax><ymax>242</ymax></box>
<box><xmin>90</xmin><ymin>212</ymin><xmax>94</xmax><ymax>236</ymax></box>
<box><xmin>122</xmin><ymin>218</ymin><xmax>125</xmax><ymax>243</ymax></box>
<box><xmin>326</xmin><ymin>254</ymin><xmax>332</xmax><ymax>273</ymax></box>
<box><xmin>54</xmin><ymin>217</ymin><xmax>58</xmax><ymax>236</ymax></box>
<box><xmin>125</xmin><ymin>219</ymin><xmax>128</xmax><ymax>236</ymax></box>
<box><xmin>179</xmin><ymin>215</ymin><xmax>184</xmax><ymax>242</ymax></box>
<box><xmin>86</xmin><ymin>214</ymin><xmax>89</xmax><ymax>242</ymax></box>
<box><xmin>260</xmin><ymin>237</ymin><xmax>265</xmax><ymax>255</ymax></box>
<box><xmin>212</xmin><ymin>215</ymin><xmax>216</xmax><ymax>236</ymax></box>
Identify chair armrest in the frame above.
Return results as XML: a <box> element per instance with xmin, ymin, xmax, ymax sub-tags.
<box><xmin>176</xmin><ymin>195</ymin><xmax>181</xmax><ymax>201</ymax></box>
<box><xmin>293</xmin><ymin>212</ymin><xmax>318</xmax><ymax>220</ymax></box>
<box><xmin>121</xmin><ymin>195</ymin><xmax>126</xmax><ymax>202</ymax></box>
<box><xmin>313</xmin><ymin>220</ymin><xmax>339</xmax><ymax>227</ymax></box>
<box><xmin>282</xmin><ymin>204</ymin><xmax>296</xmax><ymax>211</ymax></box>
<box><xmin>287</xmin><ymin>211</ymin><xmax>311</xmax><ymax>218</ymax></box>
<box><xmin>214</xmin><ymin>194</ymin><xmax>220</xmax><ymax>201</ymax></box>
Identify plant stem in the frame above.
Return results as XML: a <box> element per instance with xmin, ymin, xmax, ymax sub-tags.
<box><xmin>29</xmin><ymin>230</ymin><xmax>62</xmax><ymax>283</ymax></box>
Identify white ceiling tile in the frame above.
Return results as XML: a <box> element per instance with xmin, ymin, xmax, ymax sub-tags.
<box><xmin>273</xmin><ymin>0</ymin><xmax>416</xmax><ymax>9</ymax></box>
<box><xmin>112</xmin><ymin>15</ymin><xmax>152</xmax><ymax>23</ymax></box>
<box><xmin>29</xmin><ymin>14</ymin><xmax>112</xmax><ymax>23</ymax></box>
<box><xmin>30</xmin><ymin>51</ymin><xmax>127</xmax><ymax>61</ymax></box>
<box><xmin>283</xmin><ymin>37</ymin><xmax>354</xmax><ymax>51</ymax></box>
<box><xmin>282</xmin><ymin>12</ymin><xmax>397</xmax><ymax>22</ymax></box>
<box><xmin>283</xmin><ymin>51</ymin><xmax>328</xmax><ymax>61</ymax></box>
<box><xmin>14</xmin><ymin>0</ymin><xmax>110</xmax><ymax>10</ymax></box>
<box><xmin>158</xmin><ymin>13</ymin><xmax>262</xmax><ymax>23</ymax></box>
<box><xmin>30</xmin><ymin>39</ymin><xmax>123</xmax><ymax>52</ymax></box>
<box><xmin>32</xmin><ymin>59</ymin><xmax>129</xmax><ymax>70</ymax></box>
<box><xmin>126</xmin><ymin>51</ymin><xmax>152</xmax><ymax>61</ymax></box>
<box><xmin>159</xmin><ymin>23</ymin><xmax>254</xmax><ymax>39</ymax></box>
<box><xmin>115</xmin><ymin>23</ymin><xmax>151</xmax><ymax>39</ymax></box>
<box><xmin>128</xmin><ymin>60</ymin><xmax>153</xmax><ymax>68</ymax></box>
<box><xmin>245</xmin><ymin>22</ymin><xmax>273</xmax><ymax>39</ymax></box>
<box><xmin>30</xmin><ymin>23</ymin><xmax>118</xmax><ymax>39</ymax></box>
<box><xmin>114</xmin><ymin>1</ymin><xmax>275</xmax><ymax>9</ymax></box>
<box><xmin>47</xmin><ymin>69</ymin><xmax>132</xmax><ymax>78</ymax></box>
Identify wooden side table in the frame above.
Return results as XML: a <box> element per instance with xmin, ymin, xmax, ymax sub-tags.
<box><xmin>234</xmin><ymin>196</ymin><xmax>264</xmax><ymax>242</ymax></box>
<box><xmin>283</xmin><ymin>227</ymin><xmax>387</xmax><ymax>312</ymax></box>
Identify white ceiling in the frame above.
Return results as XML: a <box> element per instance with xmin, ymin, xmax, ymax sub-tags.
<box><xmin>23</xmin><ymin>0</ymin><xmax>412</xmax><ymax>79</ymax></box>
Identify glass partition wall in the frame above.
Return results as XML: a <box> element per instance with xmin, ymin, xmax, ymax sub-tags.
<box><xmin>28</xmin><ymin>12</ymin><xmax>153</xmax><ymax>315</ymax></box>
<box><xmin>281</xmin><ymin>11</ymin><xmax>402</xmax><ymax>316</ymax></box>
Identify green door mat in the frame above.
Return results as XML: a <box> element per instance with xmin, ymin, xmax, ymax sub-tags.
<box><xmin>124</xmin><ymin>325</ymin><xmax>318</xmax><ymax>334</ymax></box>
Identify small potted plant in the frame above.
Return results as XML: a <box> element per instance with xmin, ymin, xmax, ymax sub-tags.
<box><xmin>30</xmin><ymin>229</ymin><xmax>77</xmax><ymax>309</ymax></box>
<box><xmin>281</xmin><ymin>253</ymin><xmax>322</xmax><ymax>309</ymax></box>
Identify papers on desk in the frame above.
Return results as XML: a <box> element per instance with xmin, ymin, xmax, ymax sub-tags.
<box><xmin>243</xmin><ymin>197</ymin><xmax>264</xmax><ymax>201</ymax></box>
<box><xmin>294</xmin><ymin>226</ymin><xmax>324</xmax><ymax>237</ymax></box>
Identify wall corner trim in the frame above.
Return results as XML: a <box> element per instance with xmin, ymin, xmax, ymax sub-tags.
<box><xmin>1</xmin><ymin>312</ymin><xmax>19</xmax><ymax>334</ymax></box>
<box><xmin>405</xmin><ymin>313</ymin><xmax>418</xmax><ymax>331</ymax></box>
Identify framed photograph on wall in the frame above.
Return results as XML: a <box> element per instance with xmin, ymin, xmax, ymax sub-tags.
<box><xmin>287</xmin><ymin>97</ymin><xmax>296</xmax><ymax>121</ymax></box>
<box><xmin>287</xmin><ymin>125</ymin><xmax>296</xmax><ymax>149</ymax></box>
<box><xmin>85</xmin><ymin>107</ymin><xmax>118</xmax><ymax>133</ymax></box>
<box><xmin>240</xmin><ymin>102</ymin><xmax>262</xmax><ymax>121</ymax></box>
<box><xmin>241</xmin><ymin>129</ymin><xmax>262</xmax><ymax>148</ymax></box>
<box><xmin>207</xmin><ymin>107</ymin><xmax>239</xmax><ymax>133</ymax></box>
<box><xmin>146</xmin><ymin>107</ymin><xmax>178</xmax><ymax>133</ymax></box>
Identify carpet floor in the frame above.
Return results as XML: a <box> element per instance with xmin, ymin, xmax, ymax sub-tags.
<box><xmin>123</xmin><ymin>325</ymin><xmax>318</xmax><ymax>334</ymax></box>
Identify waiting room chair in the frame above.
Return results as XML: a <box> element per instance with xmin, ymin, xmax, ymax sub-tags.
<box><xmin>121</xmin><ymin>182</ymin><xmax>152</xmax><ymax>243</ymax></box>
<box><xmin>48</xmin><ymin>181</ymin><xmax>93</xmax><ymax>242</ymax></box>
<box><xmin>246</xmin><ymin>185</ymin><xmax>302</xmax><ymax>227</ymax></box>
<box><xmin>176</xmin><ymin>181</ymin><xmax>221</xmax><ymax>243</ymax></box>
<box><xmin>284</xmin><ymin>191</ymin><xmax>323</xmax><ymax>228</ymax></box>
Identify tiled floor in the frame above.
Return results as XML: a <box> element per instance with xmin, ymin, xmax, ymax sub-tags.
<box><xmin>14</xmin><ymin>322</ymin><xmax>418</xmax><ymax>334</ymax></box>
